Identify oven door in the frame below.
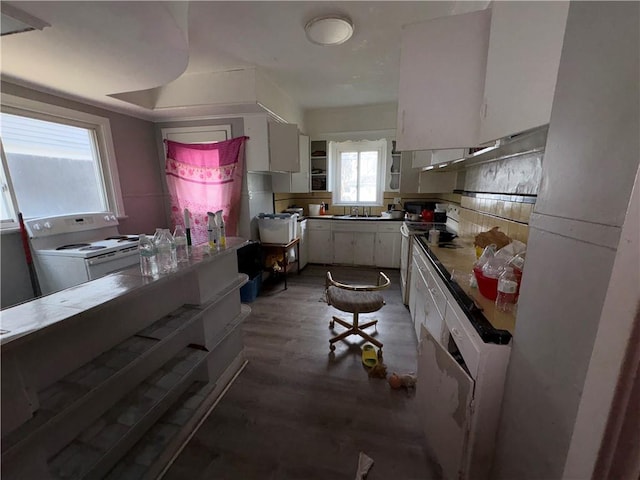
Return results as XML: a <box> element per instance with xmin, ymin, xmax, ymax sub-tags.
<box><xmin>85</xmin><ymin>249</ymin><xmax>139</xmax><ymax>280</ymax></box>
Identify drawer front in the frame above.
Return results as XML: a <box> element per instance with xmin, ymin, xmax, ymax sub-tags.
<box><xmin>425</xmin><ymin>267</ymin><xmax>448</xmax><ymax>319</ymax></box>
<box><xmin>307</xmin><ymin>220</ymin><xmax>331</xmax><ymax>231</ymax></box>
<box><xmin>377</xmin><ymin>222</ymin><xmax>402</xmax><ymax>233</ymax></box>
<box><xmin>331</xmin><ymin>221</ymin><xmax>378</xmax><ymax>233</ymax></box>
<box><xmin>444</xmin><ymin>300</ymin><xmax>482</xmax><ymax>379</ymax></box>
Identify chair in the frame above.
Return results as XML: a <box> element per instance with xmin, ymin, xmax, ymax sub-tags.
<box><xmin>325</xmin><ymin>271</ymin><xmax>390</xmax><ymax>354</ymax></box>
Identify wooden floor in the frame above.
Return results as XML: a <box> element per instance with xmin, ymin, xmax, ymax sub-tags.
<box><xmin>164</xmin><ymin>265</ymin><xmax>439</xmax><ymax>479</ymax></box>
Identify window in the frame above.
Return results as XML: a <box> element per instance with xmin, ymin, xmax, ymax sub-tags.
<box><xmin>0</xmin><ymin>94</ymin><xmax>123</xmax><ymax>228</ymax></box>
<box><xmin>330</xmin><ymin>139</ymin><xmax>386</xmax><ymax>207</ymax></box>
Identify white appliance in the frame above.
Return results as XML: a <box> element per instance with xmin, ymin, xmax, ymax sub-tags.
<box><xmin>25</xmin><ymin>213</ymin><xmax>140</xmax><ymax>295</ymax></box>
<box><xmin>400</xmin><ymin>205</ymin><xmax>459</xmax><ymax>305</ymax></box>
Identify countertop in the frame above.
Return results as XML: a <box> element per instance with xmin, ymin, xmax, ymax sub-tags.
<box><xmin>0</xmin><ymin>238</ymin><xmax>249</xmax><ymax>348</ymax></box>
<box><xmin>304</xmin><ymin>215</ymin><xmax>404</xmax><ymax>221</ymax></box>
<box><xmin>415</xmin><ymin>234</ymin><xmax>516</xmax><ymax>343</ymax></box>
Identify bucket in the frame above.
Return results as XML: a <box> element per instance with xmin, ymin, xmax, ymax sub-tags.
<box><xmin>309</xmin><ymin>204</ymin><xmax>322</xmax><ymax>216</ymax></box>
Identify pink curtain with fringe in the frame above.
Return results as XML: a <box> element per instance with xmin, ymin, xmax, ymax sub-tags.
<box><xmin>165</xmin><ymin>136</ymin><xmax>248</xmax><ymax>245</ymax></box>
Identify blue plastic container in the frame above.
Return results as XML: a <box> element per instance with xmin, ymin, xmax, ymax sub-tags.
<box><xmin>240</xmin><ymin>274</ymin><xmax>261</xmax><ymax>303</ymax></box>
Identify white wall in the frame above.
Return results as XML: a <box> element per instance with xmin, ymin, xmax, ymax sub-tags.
<box><xmin>491</xmin><ymin>3</ymin><xmax>640</xmax><ymax>478</ymax></box>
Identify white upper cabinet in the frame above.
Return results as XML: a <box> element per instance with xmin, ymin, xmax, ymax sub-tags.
<box><xmin>396</xmin><ymin>9</ymin><xmax>491</xmax><ymax>151</ymax></box>
<box><xmin>431</xmin><ymin>149</ymin><xmax>465</xmax><ymax>165</ymax></box>
<box><xmin>244</xmin><ymin>115</ymin><xmax>299</xmax><ymax>172</ymax></box>
<box><xmin>479</xmin><ymin>1</ymin><xmax>569</xmax><ymax>144</ymax></box>
<box><xmin>411</xmin><ymin>150</ymin><xmax>432</xmax><ymax>169</ymax></box>
<box><xmin>272</xmin><ymin>134</ymin><xmax>310</xmax><ymax>193</ymax></box>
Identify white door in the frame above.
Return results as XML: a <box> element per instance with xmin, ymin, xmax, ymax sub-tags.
<box><xmin>417</xmin><ymin>325</ymin><xmax>473</xmax><ymax>480</ymax></box>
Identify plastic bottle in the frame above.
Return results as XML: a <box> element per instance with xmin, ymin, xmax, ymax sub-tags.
<box><xmin>207</xmin><ymin>212</ymin><xmax>218</xmax><ymax>249</ymax></box>
<box><xmin>139</xmin><ymin>234</ymin><xmax>158</xmax><ymax>277</ymax></box>
<box><xmin>216</xmin><ymin>210</ymin><xmax>226</xmax><ymax>248</ymax></box>
<box><xmin>495</xmin><ymin>267</ymin><xmax>518</xmax><ymax>313</ymax></box>
<box><xmin>155</xmin><ymin>229</ymin><xmax>177</xmax><ymax>273</ymax></box>
<box><xmin>173</xmin><ymin>225</ymin><xmax>189</xmax><ymax>263</ymax></box>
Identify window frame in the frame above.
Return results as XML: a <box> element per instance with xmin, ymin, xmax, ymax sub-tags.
<box><xmin>330</xmin><ymin>139</ymin><xmax>387</xmax><ymax>207</ymax></box>
<box><xmin>0</xmin><ymin>93</ymin><xmax>124</xmax><ymax>230</ymax></box>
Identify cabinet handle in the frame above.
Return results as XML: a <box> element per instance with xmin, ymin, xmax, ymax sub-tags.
<box><xmin>430</xmin><ymin>287</ymin><xmax>438</xmax><ymax>296</ymax></box>
<box><xmin>451</xmin><ymin>327</ymin><xmax>462</xmax><ymax>338</ymax></box>
<box><xmin>401</xmin><ymin>110</ymin><xmax>405</xmax><ymax>135</ymax></box>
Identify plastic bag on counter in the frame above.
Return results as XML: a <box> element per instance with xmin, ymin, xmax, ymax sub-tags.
<box><xmin>494</xmin><ymin>240</ymin><xmax>527</xmax><ymax>265</ymax></box>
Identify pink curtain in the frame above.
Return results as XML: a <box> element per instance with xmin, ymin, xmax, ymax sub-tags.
<box><xmin>165</xmin><ymin>136</ymin><xmax>248</xmax><ymax>245</ymax></box>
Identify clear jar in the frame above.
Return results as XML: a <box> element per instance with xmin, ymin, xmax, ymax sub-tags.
<box><xmin>139</xmin><ymin>234</ymin><xmax>158</xmax><ymax>277</ymax></box>
<box><xmin>495</xmin><ymin>267</ymin><xmax>518</xmax><ymax>313</ymax></box>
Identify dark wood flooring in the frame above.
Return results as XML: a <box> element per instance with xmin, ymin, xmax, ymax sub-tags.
<box><xmin>164</xmin><ymin>265</ymin><xmax>438</xmax><ymax>479</ymax></box>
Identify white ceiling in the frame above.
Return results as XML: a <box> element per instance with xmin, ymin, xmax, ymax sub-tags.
<box><xmin>1</xmin><ymin>1</ymin><xmax>490</xmax><ymax>120</ymax></box>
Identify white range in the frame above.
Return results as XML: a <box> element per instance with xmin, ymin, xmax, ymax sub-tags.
<box><xmin>25</xmin><ymin>212</ymin><xmax>140</xmax><ymax>295</ymax></box>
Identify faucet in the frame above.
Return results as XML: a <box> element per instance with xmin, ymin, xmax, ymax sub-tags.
<box><xmin>351</xmin><ymin>206</ymin><xmax>359</xmax><ymax>217</ymax></box>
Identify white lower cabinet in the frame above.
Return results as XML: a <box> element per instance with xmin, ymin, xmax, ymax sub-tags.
<box><xmin>375</xmin><ymin>223</ymin><xmax>402</xmax><ymax>268</ymax></box>
<box><xmin>307</xmin><ymin>220</ymin><xmax>332</xmax><ymax>264</ymax></box>
<box><xmin>307</xmin><ymin>220</ymin><xmax>402</xmax><ymax>268</ymax></box>
<box><xmin>332</xmin><ymin>222</ymin><xmax>376</xmax><ymax>266</ymax></box>
<box><xmin>410</xmin><ymin>241</ymin><xmax>511</xmax><ymax>480</ymax></box>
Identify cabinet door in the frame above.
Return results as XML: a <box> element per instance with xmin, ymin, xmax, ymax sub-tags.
<box><xmin>399</xmin><ymin>152</ymin><xmax>420</xmax><ymax>194</ymax></box>
<box><xmin>332</xmin><ymin>232</ymin><xmax>355</xmax><ymax>265</ymax></box>
<box><xmin>299</xmin><ymin>220</ymin><xmax>308</xmax><ymax>269</ymax></box>
<box><xmin>291</xmin><ymin>134</ymin><xmax>310</xmax><ymax>192</ymax></box>
<box><xmin>271</xmin><ymin>134</ymin><xmax>310</xmax><ymax>192</ymax></box>
<box><xmin>308</xmin><ymin>229</ymin><xmax>332</xmax><ymax>264</ymax></box>
<box><xmin>243</xmin><ymin>115</ymin><xmax>270</xmax><ymax>171</ymax></box>
<box><xmin>411</xmin><ymin>150</ymin><xmax>431</xmax><ymax>169</ymax></box>
<box><xmin>375</xmin><ymin>231</ymin><xmax>401</xmax><ymax>268</ymax></box>
<box><xmin>431</xmin><ymin>149</ymin><xmax>465</xmax><ymax>165</ymax></box>
<box><xmin>269</xmin><ymin>123</ymin><xmax>299</xmax><ymax>172</ymax></box>
<box><xmin>353</xmin><ymin>233</ymin><xmax>375</xmax><ymax>266</ymax></box>
<box><xmin>479</xmin><ymin>1</ymin><xmax>569</xmax><ymax>143</ymax></box>
<box><xmin>396</xmin><ymin>9</ymin><xmax>491</xmax><ymax>151</ymax></box>
<box><xmin>417</xmin><ymin>325</ymin><xmax>473</xmax><ymax>480</ymax></box>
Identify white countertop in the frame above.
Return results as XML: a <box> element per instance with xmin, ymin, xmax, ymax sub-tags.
<box><xmin>0</xmin><ymin>238</ymin><xmax>248</xmax><ymax>348</ymax></box>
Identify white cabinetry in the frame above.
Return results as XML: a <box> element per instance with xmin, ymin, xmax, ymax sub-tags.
<box><xmin>331</xmin><ymin>221</ymin><xmax>376</xmax><ymax>266</ymax></box>
<box><xmin>310</xmin><ymin>139</ymin><xmax>329</xmax><ymax>191</ymax></box>
<box><xmin>272</xmin><ymin>135</ymin><xmax>310</xmax><ymax>193</ymax></box>
<box><xmin>396</xmin><ymin>9</ymin><xmax>491</xmax><ymax>151</ymax></box>
<box><xmin>479</xmin><ymin>1</ymin><xmax>569</xmax><ymax>143</ymax></box>
<box><xmin>307</xmin><ymin>220</ymin><xmax>332</xmax><ymax>264</ymax></box>
<box><xmin>411</xmin><ymin>150</ymin><xmax>432</xmax><ymax>169</ymax></box>
<box><xmin>410</xmin><ymin>241</ymin><xmax>511</xmax><ymax>480</ymax></box>
<box><xmin>297</xmin><ymin>219</ymin><xmax>308</xmax><ymax>270</ymax></box>
<box><xmin>244</xmin><ymin>115</ymin><xmax>299</xmax><ymax>172</ymax></box>
<box><xmin>375</xmin><ymin>223</ymin><xmax>401</xmax><ymax>268</ymax></box>
<box><xmin>399</xmin><ymin>151</ymin><xmax>420</xmax><ymax>193</ymax></box>
<box><xmin>431</xmin><ymin>149</ymin><xmax>465</xmax><ymax>165</ymax></box>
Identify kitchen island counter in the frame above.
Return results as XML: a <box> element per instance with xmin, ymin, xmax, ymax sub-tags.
<box><xmin>1</xmin><ymin>238</ymin><xmax>250</xmax><ymax>479</ymax></box>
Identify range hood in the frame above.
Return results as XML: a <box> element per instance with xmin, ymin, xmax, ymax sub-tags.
<box><xmin>423</xmin><ymin>125</ymin><xmax>548</xmax><ymax>172</ymax></box>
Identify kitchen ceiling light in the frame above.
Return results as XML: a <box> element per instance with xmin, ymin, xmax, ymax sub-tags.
<box><xmin>305</xmin><ymin>16</ymin><xmax>353</xmax><ymax>46</ymax></box>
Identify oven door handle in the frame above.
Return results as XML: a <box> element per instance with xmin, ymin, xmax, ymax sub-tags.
<box><xmin>86</xmin><ymin>249</ymin><xmax>137</xmax><ymax>266</ymax></box>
